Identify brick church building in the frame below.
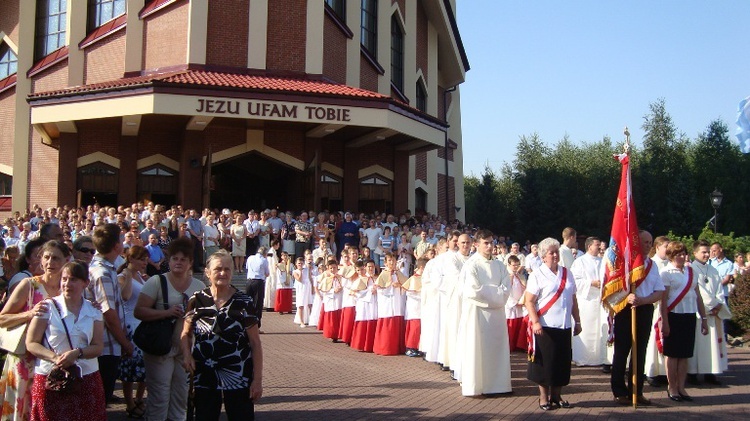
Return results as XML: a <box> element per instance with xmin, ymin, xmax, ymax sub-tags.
<box><xmin>0</xmin><ymin>0</ymin><xmax>469</xmax><ymax>220</ymax></box>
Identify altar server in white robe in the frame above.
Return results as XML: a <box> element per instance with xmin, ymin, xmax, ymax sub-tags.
<box><xmin>264</xmin><ymin>241</ymin><xmax>280</xmax><ymax>310</ymax></box>
<box><xmin>438</xmin><ymin>234</ymin><xmax>471</xmax><ymax>370</ymax></box>
<box><xmin>571</xmin><ymin>237</ymin><xmax>609</xmax><ymax>366</ymax></box>
<box><xmin>419</xmin><ymin>239</ymin><xmax>448</xmax><ymax>362</ymax></box>
<box><xmin>293</xmin><ymin>256</ymin><xmax>313</xmax><ymax>327</ymax></box>
<box><xmin>645</xmin><ymin>236</ymin><xmax>670</xmax><ymax>384</ymax></box>
<box><xmin>688</xmin><ymin>240</ymin><xmax>729</xmax><ymax>383</ymax></box>
<box><xmin>454</xmin><ymin>229</ymin><xmax>512</xmax><ymax>396</ymax></box>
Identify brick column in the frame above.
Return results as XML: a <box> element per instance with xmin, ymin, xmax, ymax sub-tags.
<box><xmin>179</xmin><ymin>131</ymin><xmax>205</xmax><ymax>209</ymax></box>
<box><xmin>57</xmin><ymin>133</ymin><xmax>79</xmax><ymax>207</ymax></box>
<box><xmin>119</xmin><ymin>135</ymin><xmax>138</xmax><ymax>205</ymax></box>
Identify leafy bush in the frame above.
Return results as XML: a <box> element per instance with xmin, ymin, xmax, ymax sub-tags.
<box><xmin>730</xmin><ymin>273</ymin><xmax>750</xmax><ymax>335</ymax></box>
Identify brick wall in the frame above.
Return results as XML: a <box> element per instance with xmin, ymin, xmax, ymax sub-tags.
<box><xmin>84</xmin><ymin>31</ymin><xmax>126</xmax><ymax>84</ymax></box>
<box><xmin>437</xmin><ymin>173</ymin><xmax>455</xmax><ymax>221</ymax></box>
<box><xmin>206</xmin><ymin>0</ymin><xmax>249</xmax><ymax>68</ymax></box>
<box><xmin>436</xmin><ymin>146</ymin><xmax>453</xmax><ymax>161</ymax></box>
<box><xmin>394</xmin><ymin>0</ymin><xmax>406</xmax><ymax>17</ymax></box>
<box><xmin>360</xmin><ymin>55</ymin><xmax>379</xmax><ymax>92</ymax></box>
<box><xmin>321</xmin><ymin>137</ymin><xmax>343</xmax><ymax>169</ymax></box>
<box><xmin>0</xmin><ymin>1</ymin><xmax>19</xmax><ymax>44</ymax></box>
<box><xmin>204</xmin><ymin>124</ymin><xmax>246</xmax><ymax>154</ymax></box>
<box><xmin>77</xmin><ymin>121</ymin><xmax>121</xmax><ymax>158</ymax></box>
<box><xmin>0</xmin><ymin>89</ymin><xmax>15</xmax><ymax>171</ymax></box>
<box><xmin>416</xmin><ymin>3</ymin><xmax>428</xmax><ymax>82</ymax></box>
<box><xmin>415</xmin><ymin>151</ymin><xmax>426</xmax><ymax>183</ymax></box>
<box><xmin>266</xmin><ymin>0</ymin><xmax>306</xmax><ymax>72</ymax></box>
<box><xmin>264</xmin><ymin>129</ymin><xmax>304</xmax><ymax>162</ymax></box>
<box><xmin>27</xmin><ymin>130</ymin><xmax>59</xmax><ymax>210</ymax></box>
<box><xmin>31</xmin><ymin>61</ymin><xmax>69</xmax><ymax>93</ymax></box>
<box><xmin>322</xmin><ymin>16</ymin><xmax>347</xmax><ymax>83</ymax></box>
<box><xmin>137</xmin><ymin>129</ymin><xmax>182</xmax><ymax>162</ymax></box>
<box><xmin>143</xmin><ymin>1</ymin><xmax>188</xmax><ymax>70</ymax></box>
<box><xmin>353</xmin><ymin>142</ymin><xmax>393</xmax><ymax>173</ymax></box>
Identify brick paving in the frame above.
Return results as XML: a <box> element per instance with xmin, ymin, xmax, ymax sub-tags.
<box><xmin>106</xmin><ymin>278</ymin><xmax>750</xmax><ymax>420</ymax></box>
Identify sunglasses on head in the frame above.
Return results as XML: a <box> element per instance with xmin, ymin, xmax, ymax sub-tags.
<box><xmin>76</xmin><ymin>247</ymin><xmax>96</xmax><ymax>255</ymax></box>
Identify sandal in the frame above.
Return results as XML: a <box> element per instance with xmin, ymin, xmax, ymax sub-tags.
<box><xmin>539</xmin><ymin>402</ymin><xmax>555</xmax><ymax>411</ymax></box>
<box><xmin>551</xmin><ymin>397</ymin><xmax>572</xmax><ymax>409</ymax></box>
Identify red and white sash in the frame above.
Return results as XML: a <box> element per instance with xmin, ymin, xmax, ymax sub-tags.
<box><xmin>527</xmin><ymin>267</ymin><xmax>567</xmax><ymax>362</ymax></box>
<box><xmin>655</xmin><ymin>266</ymin><xmax>693</xmax><ymax>354</ymax></box>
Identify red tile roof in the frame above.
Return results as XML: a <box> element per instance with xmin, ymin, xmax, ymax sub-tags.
<box><xmin>79</xmin><ymin>14</ymin><xmax>127</xmax><ymax>49</ymax></box>
<box><xmin>0</xmin><ymin>74</ymin><xmax>17</xmax><ymax>95</ymax></box>
<box><xmin>28</xmin><ymin>69</ymin><xmax>391</xmax><ymax>100</ymax></box>
<box><xmin>27</xmin><ymin>46</ymin><xmax>69</xmax><ymax>78</ymax></box>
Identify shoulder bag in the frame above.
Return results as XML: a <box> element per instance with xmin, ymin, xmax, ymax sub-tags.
<box><xmin>44</xmin><ymin>298</ymin><xmax>83</xmax><ymax>394</ymax></box>
<box><xmin>133</xmin><ymin>274</ymin><xmax>175</xmax><ymax>356</ymax></box>
<box><xmin>0</xmin><ymin>278</ymin><xmax>36</xmax><ymax>354</ymax></box>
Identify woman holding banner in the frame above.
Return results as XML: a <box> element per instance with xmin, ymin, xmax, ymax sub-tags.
<box><xmin>659</xmin><ymin>241</ymin><xmax>708</xmax><ymax>402</ymax></box>
<box><xmin>524</xmin><ymin>238</ymin><xmax>581</xmax><ymax>411</ymax></box>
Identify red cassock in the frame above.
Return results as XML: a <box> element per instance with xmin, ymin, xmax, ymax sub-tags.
<box><xmin>350</xmin><ymin>320</ymin><xmax>377</xmax><ymax>352</ymax></box>
<box><xmin>373</xmin><ymin>316</ymin><xmax>406</xmax><ymax>355</ymax></box>
<box><xmin>338</xmin><ymin>307</ymin><xmax>356</xmax><ymax>344</ymax></box>
<box><xmin>404</xmin><ymin>319</ymin><xmax>421</xmax><ymax>350</ymax></box>
<box><xmin>317</xmin><ymin>305</ymin><xmax>325</xmax><ymax>331</ymax></box>
<box><xmin>507</xmin><ymin>317</ymin><xmax>528</xmax><ymax>352</ymax></box>
<box><xmin>322</xmin><ymin>309</ymin><xmax>342</xmax><ymax>340</ymax></box>
<box><xmin>274</xmin><ymin>289</ymin><xmax>294</xmax><ymax>313</ymax></box>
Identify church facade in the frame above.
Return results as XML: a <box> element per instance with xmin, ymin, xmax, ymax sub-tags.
<box><xmin>0</xmin><ymin>0</ymin><xmax>469</xmax><ymax>220</ymax></box>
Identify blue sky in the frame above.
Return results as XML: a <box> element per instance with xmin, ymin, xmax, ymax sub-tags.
<box><xmin>456</xmin><ymin>1</ymin><xmax>750</xmax><ymax>176</ymax></box>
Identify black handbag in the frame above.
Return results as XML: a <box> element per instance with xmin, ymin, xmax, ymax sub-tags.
<box><xmin>133</xmin><ymin>275</ymin><xmax>175</xmax><ymax>356</ymax></box>
<box><xmin>44</xmin><ymin>299</ymin><xmax>83</xmax><ymax>394</ymax></box>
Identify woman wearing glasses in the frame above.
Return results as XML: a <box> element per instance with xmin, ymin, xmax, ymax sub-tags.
<box><xmin>134</xmin><ymin>238</ymin><xmax>204</xmax><ymax>420</ymax></box>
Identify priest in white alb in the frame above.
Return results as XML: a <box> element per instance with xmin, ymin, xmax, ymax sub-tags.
<box><xmin>443</xmin><ymin>234</ymin><xmax>473</xmax><ymax>375</ymax></box>
<box><xmin>570</xmin><ymin>236</ymin><xmax>609</xmax><ymax>367</ymax></box>
<box><xmin>454</xmin><ymin>229</ymin><xmax>512</xmax><ymax>396</ymax></box>
<box><xmin>688</xmin><ymin>240</ymin><xmax>729</xmax><ymax>383</ymax></box>
<box><xmin>419</xmin><ymin>238</ymin><xmax>448</xmax><ymax>362</ymax></box>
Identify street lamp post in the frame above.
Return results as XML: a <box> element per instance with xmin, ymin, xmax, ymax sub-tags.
<box><xmin>710</xmin><ymin>188</ymin><xmax>723</xmax><ymax>233</ymax></box>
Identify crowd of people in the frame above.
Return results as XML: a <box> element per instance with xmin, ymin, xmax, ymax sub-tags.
<box><xmin>0</xmin><ymin>202</ymin><xmax>744</xmax><ymax>418</ymax></box>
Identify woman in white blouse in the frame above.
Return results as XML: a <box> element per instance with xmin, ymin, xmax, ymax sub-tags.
<box><xmin>659</xmin><ymin>241</ymin><xmax>708</xmax><ymax>402</ymax></box>
<box><xmin>25</xmin><ymin>261</ymin><xmax>106</xmax><ymax>421</ymax></box>
<box><xmin>524</xmin><ymin>238</ymin><xmax>581</xmax><ymax>411</ymax></box>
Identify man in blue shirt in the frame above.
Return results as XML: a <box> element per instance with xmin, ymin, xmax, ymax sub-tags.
<box><xmin>145</xmin><ymin>234</ymin><xmax>165</xmax><ymax>276</ymax></box>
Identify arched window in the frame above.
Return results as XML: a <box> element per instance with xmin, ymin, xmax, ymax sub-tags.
<box><xmin>359</xmin><ymin>175</ymin><xmax>392</xmax><ymax>214</ymax></box>
<box><xmin>77</xmin><ymin>162</ymin><xmax>118</xmax><ymax>207</ymax></box>
<box><xmin>0</xmin><ymin>44</ymin><xmax>18</xmax><ymax>79</ymax></box>
<box><xmin>390</xmin><ymin>15</ymin><xmax>404</xmax><ymax>93</ymax></box>
<box><xmin>138</xmin><ymin>165</ymin><xmax>178</xmax><ymax>206</ymax></box>
<box><xmin>415</xmin><ymin>187</ymin><xmax>427</xmax><ymax>214</ymax></box>
<box><xmin>320</xmin><ymin>172</ymin><xmax>342</xmax><ymax>211</ymax></box>
<box><xmin>88</xmin><ymin>0</ymin><xmax>126</xmax><ymax>30</ymax></box>
<box><xmin>35</xmin><ymin>0</ymin><xmax>67</xmax><ymax>60</ymax></box>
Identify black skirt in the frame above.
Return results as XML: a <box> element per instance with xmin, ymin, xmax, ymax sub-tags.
<box><xmin>663</xmin><ymin>312</ymin><xmax>696</xmax><ymax>358</ymax></box>
<box><xmin>527</xmin><ymin>327</ymin><xmax>572</xmax><ymax>387</ymax></box>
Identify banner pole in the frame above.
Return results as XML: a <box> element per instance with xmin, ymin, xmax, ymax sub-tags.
<box><xmin>631</xmin><ymin>303</ymin><xmax>638</xmax><ymax>408</ymax></box>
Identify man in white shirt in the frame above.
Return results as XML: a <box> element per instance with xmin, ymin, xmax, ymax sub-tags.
<box><xmin>525</xmin><ymin>243</ymin><xmax>542</xmax><ymax>274</ymax></box>
<box><xmin>246</xmin><ymin>246</ymin><xmax>270</xmax><ymax>329</ymax></box>
<box><xmin>559</xmin><ymin>227</ymin><xmax>582</xmax><ymax>269</ymax></box>
<box><xmin>363</xmin><ymin>219</ymin><xmax>382</xmax><ymax>258</ymax></box>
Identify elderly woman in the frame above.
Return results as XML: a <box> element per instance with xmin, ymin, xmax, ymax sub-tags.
<box><xmin>660</xmin><ymin>241</ymin><xmax>708</xmax><ymax>402</ymax></box>
<box><xmin>0</xmin><ymin>240</ymin><xmax>70</xmax><ymax>420</ymax></box>
<box><xmin>524</xmin><ymin>238</ymin><xmax>581</xmax><ymax>411</ymax></box>
<box><xmin>25</xmin><ymin>261</ymin><xmax>106</xmax><ymax>421</ymax></box>
<box><xmin>181</xmin><ymin>250</ymin><xmax>263</xmax><ymax>420</ymax></box>
<box><xmin>134</xmin><ymin>238</ymin><xmax>205</xmax><ymax>421</ymax></box>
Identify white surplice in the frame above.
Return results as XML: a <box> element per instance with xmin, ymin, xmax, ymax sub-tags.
<box><xmin>570</xmin><ymin>253</ymin><xmax>609</xmax><ymax>366</ymax></box>
<box><xmin>454</xmin><ymin>252</ymin><xmax>512</xmax><ymax>396</ymax></box>
<box><xmin>419</xmin><ymin>254</ymin><xmax>443</xmax><ymax>361</ymax></box>
<box><xmin>438</xmin><ymin>251</ymin><xmax>470</xmax><ymax>368</ymax></box>
<box><xmin>688</xmin><ymin>261</ymin><xmax>729</xmax><ymax>374</ymax></box>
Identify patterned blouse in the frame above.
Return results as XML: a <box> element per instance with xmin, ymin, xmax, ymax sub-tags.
<box><xmin>186</xmin><ymin>287</ymin><xmax>259</xmax><ymax>390</ymax></box>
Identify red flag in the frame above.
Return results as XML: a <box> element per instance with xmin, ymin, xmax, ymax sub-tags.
<box><xmin>602</xmin><ymin>153</ymin><xmax>646</xmax><ymax>314</ymax></box>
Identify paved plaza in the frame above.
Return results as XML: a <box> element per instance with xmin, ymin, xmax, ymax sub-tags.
<box><xmin>108</xmin><ymin>294</ymin><xmax>750</xmax><ymax>420</ymax></box>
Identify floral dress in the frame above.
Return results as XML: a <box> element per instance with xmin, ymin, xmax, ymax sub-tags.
<box><xmin>186</xmin><ymin>288</ymin><xmax>259</xmax><ymax>392</ymax></box>
<box><xmin>0</xmin><ymin>277</ymin><xmax>47</xmax><ymax>421</ymax></box>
